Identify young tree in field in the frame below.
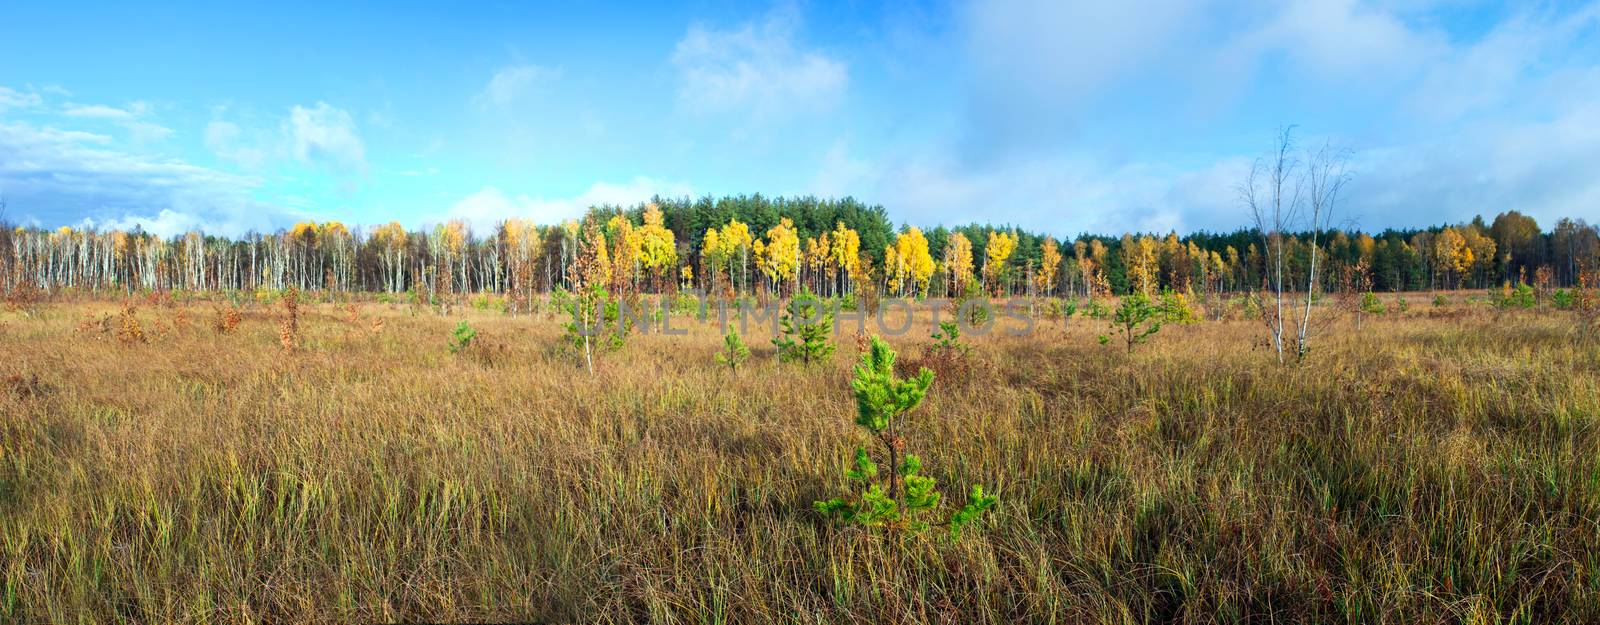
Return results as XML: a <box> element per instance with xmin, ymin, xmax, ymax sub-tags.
<box><xmin>1099</xmin><ymin>293</ymin><xmax>1162</xmax><ymax>353</ymax></box>
<box><xmin>773</xmin><ymin>287</ymin><xmax>834</xmax><ymax>364</ymax></box>
<box><xmin>1338</xmin><ymin>260</ymin><xmax>1377</xmax><ymax>329</ymax></box>
<box><xmin>1240</xmin><ymin>127</ymin><xmax>1349</xmax><ymax>363</ymax></box>
<box><xmin>715</xmin><ymin>324</ymin><xmax>750</xmax><ymax>370</ymax></box>
<box><xmin>448</xmin><ymin>320</ymin><xmax>477</xmax><ymax>354</ymax></box>
<box><xmin>563</xmin><ymin>222</ymin><xmax>614</xmax><ymax>374</ymax></box>
<box><xmin>815</xmin><ymin>336</ymin><xmax>997</xmax><ymax>539</ymax></box>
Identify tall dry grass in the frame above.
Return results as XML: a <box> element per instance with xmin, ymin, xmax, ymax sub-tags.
<box><xmin>1</xmin><ymin>296</ymin><xmax>1598</xmax><ymax>623</ymax></box>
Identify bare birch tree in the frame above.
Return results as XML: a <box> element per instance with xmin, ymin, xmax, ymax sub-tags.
<box><xmin>1240</xmin><ymin>127</ymin><xmax>1350</xmax><ymax>363</ymax></box>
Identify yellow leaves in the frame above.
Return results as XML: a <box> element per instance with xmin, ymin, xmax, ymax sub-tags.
<box><xmin>1461</xmin><ymin>227</ymin><xmax>1496</xmax><ymax>274</ymax></box>
<box><xmin>372</xmin><ymin>222</ymin><xmax>408</xmax><ymax>249</ymax></box>
<box><xmin>888</xmin><ymin>227</ymin><xmax>934</xmax><ymax>295</ymax></box>
<box><xmin>1036</xmin><ymin>236</ymin><xmax>1062</xmax><ymax>292</ymax></box>
<box><xmin>604</xmin><ymin>214</ymin><xmax>638</xmax><ymax>265</ymax></box>
<box><xmin>702</xmin><ymin>228</ymin><xmax>724</xmax><ymax>266</ymax></box>
<box><xmin>1434</xmin><ymin>227</ymin><xmax>1472</xmax><ymax>276</ymax></box>
<box><xmin>830</xmin><ymin>221</ymin><xmax>861</xmax><ymax>276</ymax></box>
<box><xmin>719</xmin><ymin>219</ymin><xmax>753</xmax><ymax>257</ymax></box>
<box><xmin>805</xmin><ymin>235</ymin><xmax>830</xmax><ymax>272</ymax></box>
<box><xmin>318</xmin><ymin>221</ymin><xmax>350</xmax><ymax>240</ymax></box>
<box><xmin>578</xmin><ymin>222</ymin><xmax>611</xmax><ymax>288</ymax></box>
<box><xmin>1355</xmin><ymin>233</ymin><xmax>1377</xmax><ymax>264</ymax></box>
<box><xmin>984</xmin><ymin>230</ymin><xmax>1018</xmax><ymax>290</ymax></box>
<box><xmin>1122</xmin><ymin>234</ymin><xmax>1159</xmax><ymax>296</ymax></box>
<box><xmin>499</xmin><ymin>218</ymin><xmax>535</xmax><ymax>250</ymax></box>
<box><xmin>760</xmin><ymin>218</ymin><xmax>801</xmax><ymax>283</ymax></box>
<box><xmin>642</xmin><ymin>203</ymin><xmax>667</xmax><ymax>228</ymax></box>
<box><xmin>432</xmin><ymin>220</ymin><xmax>468</xmax><ymax>254</ymax></box>
<box><xmin>752</xmin><ymin>239</ymin><xmax>767</xmax><ymax>279</ymax></box>
<box><xmin>636</xmin><ymin>205</ymin><xmax>677</xmax><ymax>272</ymax></box>
<box><xmin>943</xmin><ymin>232</ymin><xmax>974</xmax><ymax>292</ymax></box>
<box><xmin>289</xmin><ymin>221</ymin><xmax>319</xmax><ymax>244</ymax></box>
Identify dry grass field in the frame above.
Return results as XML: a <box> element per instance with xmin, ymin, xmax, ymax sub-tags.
<box><xmin>3</xmin><ymin>294</ymin><xmax>1599</xmax><ymax>623</ymax></box>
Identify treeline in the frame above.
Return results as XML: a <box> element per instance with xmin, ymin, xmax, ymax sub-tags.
<box><xmin>3</xmin><ymin>194</ymin><xmax>1597</xmax><ymax>302</ymax></box>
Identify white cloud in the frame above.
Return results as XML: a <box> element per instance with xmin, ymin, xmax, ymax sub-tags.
<box><xmin>53</xmin><ymin>101</ymin><xmax>172</xmax><ymax>144</ymax></box>
<box><xmin>475</xmin><ymin>64</ymin><xmax>559</xmax><ymax>109</ymax></box>
<box><xmin>443</xmin><ymin>177</ymin><xmax>692</xmax><ymax>233</ymax></box>
<box><xmin>286</xmin><ymin>101</ymin><xmax>367</xmax><ymax>178</ymax></box>
<box><xmin>0</xmin><ymin>119</ymin><xmax>291</xmax><ymax>236</ymax></box>
<box><xmin>61</xmin><ymin>103</ymin><xmax>140</xmax><ymax>120</ymax></box>
<box><xmin>1251</xmin><ymin>0</ymin><xmax>1446</xmax><ymax>79</ymax></box>
<box><xmin>672</xmin><ymin>6</ymin><xmax>847</xmax><ymax>119</ymax></box>
<box><xmin>0</xmin><ymin>86</ymin><xmax>43</xmax><ymax>112</ymax></box>
<box><xmin>203</xmin><ymin>119</ymin><xmax>269</xmax><ymax>169</ymax></box>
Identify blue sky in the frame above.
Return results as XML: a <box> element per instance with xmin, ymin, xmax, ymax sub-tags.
<box><xmin>1</xmin><ymin>0</ymin><xmax>1597</xmax><ymax>238</ymax></box>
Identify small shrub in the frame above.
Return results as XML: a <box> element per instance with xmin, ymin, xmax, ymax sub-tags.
<box><xmin>2</xmin><ymin>280</ymin><xmax>44</xmax><ymax>317</ymax></box>
<box><xmin>930</xmin><ymin>320</ymin><xmax>968</xmax><ymax>354</ymax></box>
<box><xmin>1158</xmin><ymin>290</ymin><xmax>1199</xmax><ymax>325</ymax></box>
<box><xmin>1099</xmin><ymin>294</ymin><xmax>1161</xmax><ymax>353</ymax></box>
<box><xmin>814</xmin><ymin>337</ymin><xmax>998</xmax><ymax>540</ymax></box>
<box><xmin>1041</xmin><ymin>298</ymin><xmax>1076</xmax><ymax>320</ymax></box>
<box><xmin>212</xmin><ymin>306</ymin><xmax>242</xmax><ymax>334</ymax></box>
<box><xmin>448</xmin><ymin>320</ymin><xmax>477</xmax><ymax>354</ymax></box>
<box><xmin>1496</xmin><ymin>282</ymin><xmax>1536</xmax><ymax>309</ymax></box>
<box><xmin>715</xmin><ymin>324</ymin><xmax>751</xmax><ymax>370</ymax></box>
<box><xmin>949</xmin><ymin>278</ymin><xmax>990</xmax><ymax>327</ymax></box>
<box><xmin>773</xmin><ymin>288</ymin><xmax>834</xmax><ymax>365</ymax></box>
<box><xmin>1432</xmin><ymin>293</ymin><xmax>1449</xmax><ymax>307</ymax></box>
<box><xmin>116</xmin><ymin>301</ymin><xmax>146</xmax><ymax>345</ymax></box>
<box><xmin>279</xmin><ymin>288</ymin><xmax>301</xmax><ymax>350</ymax></box>
<box><xmin>1361</xmin><ymin>292</ymin><xmax>1385</xmax><ymax>315</ymax></box>
<box><xmin>562</xmin><ymin>283</ymin><xmax>629</xmax><ymax>371</ymax></box>
<box><xmin>1084</xmin><ymin>300</ymin><xmax>1112</xmax><ymax>320</ymax></box>
<box><xmin>918</xmin><ymin>321</ymin><xmax>972</xmax><ymax>382</ymax></box>
<box><xmin>1552</xmin><ymin>289</ymin><xmax>1574</xmax><ymax>310</ymax></box>
<box><xmin>1576</xmin><ymin>268</ymin><xmax>1599</xmax><ymax>334</ymax></box>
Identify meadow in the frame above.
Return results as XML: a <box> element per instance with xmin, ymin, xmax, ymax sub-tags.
<box><xmin>2</xmin><ymin>293</ymin><xmax>1599</xmax><ymax>623</ymax></box>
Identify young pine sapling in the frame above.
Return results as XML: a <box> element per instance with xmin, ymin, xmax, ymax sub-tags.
<box><xmin>715</xmin><ymin>324</ymin><xmax>751</xmax><ymax>370</ymax></box>
<box><xmin>448</xmin><ymin>320</ymin><xmax>477</xmax><ymax>354</ymax></box>
<box><xmin>1099</xmin><ymin>293</ymin><xmax>1162</xmax><ymax>353</ymax></box>
<box><xmin>814</xmin><ymin>336</ymin><xmax>998</xmax><ymax>540</ymax></box>
<box><xmin>773</xmin><ymin>287</ymin><xmax>835</xmax><ymax>365</ymax></box>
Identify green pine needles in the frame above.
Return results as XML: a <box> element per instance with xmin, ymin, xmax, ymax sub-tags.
<box><xmin>447</xmin><ymin>320</ymin><xmax>477</xmax><ymax>354</ymax></box>
<box><xmin>1099</xmin><ymin>293</ymin><xmax>1162</xmax><ymax>353</ymax></box>
<box><xmin>814</xmin><ymin>336</ymin><xmax>998</xmax><ymax>540</ymax></box>
<box><xmin>715</xmin><ymin>324</ymin><xmax>751</xmax><ymax>370</ymax></box>
<box><xmin>930</xmin><ymin>320</ymin><xmax>969</xmax><ymax>355</ymax></box>
<box><xmin>773</xmin><ymin>287</ymin><xmax>835</xmax><ymax>364</ymax></box>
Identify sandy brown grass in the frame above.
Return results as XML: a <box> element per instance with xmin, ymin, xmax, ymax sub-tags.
<box><xmin>2</xmin><ymin>296</ymin><xmax>1599</xmax><ymax>623</ymax></box>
